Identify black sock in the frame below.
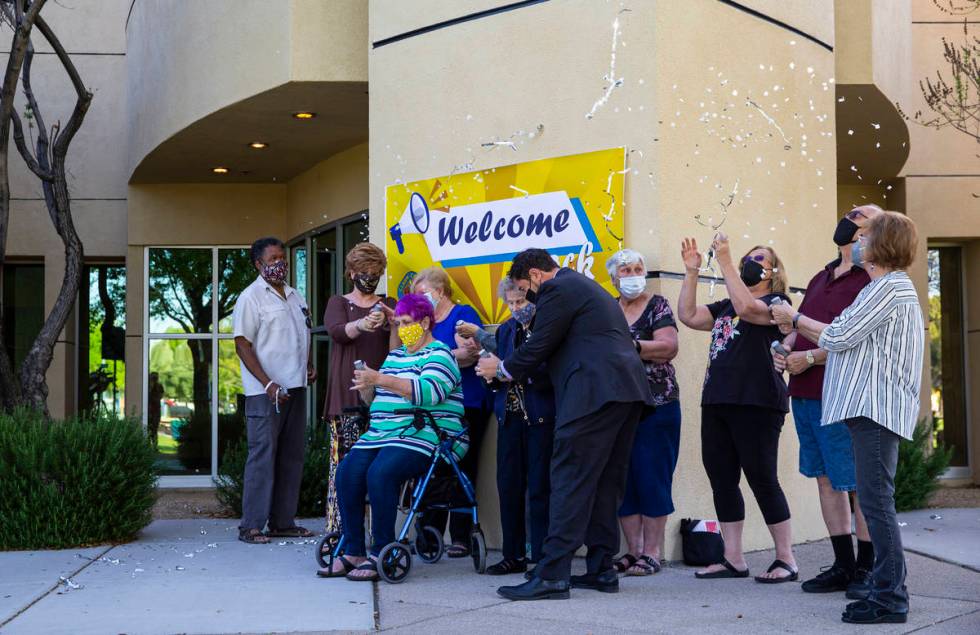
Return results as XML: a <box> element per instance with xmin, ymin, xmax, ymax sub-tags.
<box><xmin>830</xmin><ymin>534</ymin><xmax>855</xmax><ymax>571</ymax></box>
<box><xmin>856</xmin><ymin>539</ymin><xmax>874</xmax><ymax>571</ymax></box>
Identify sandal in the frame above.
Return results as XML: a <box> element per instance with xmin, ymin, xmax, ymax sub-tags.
<box><xmin>613</xmin><ymin>553</ymin><xmax>638</xmax><ymax>573</ymax></box>
<box><xmin>266</xmin><ymin>526</ymin><xmax>315</xmax><ymax>538</ymax></box>
<box><xmin>626</xmin><ymin>555</ymin><xmax>662</xmax><ymax>577</ymax></box>
<box><xmin>446</xmin><ymin>542</ymin><xmax>471</xmax><ymax>558</ymax></box>
<box><xmin>486</xmin><ymin>558</ymin><xmax>528</xmax><ymax>576</ymax></box>
<box><xmin>238</xmin><ymin>528</ymin><xmax>271</xmax><ymax>544</ymax></box>
<box><xmin>754</xmin><ymin>559</ymin><xmax>799</xmax><ymax>584</ymax></box>
<box><xmin>346</xmin><ymin>558</ymin><xmax>379</xmax><ymax>582</ymax></box>
<box><xmin>695</xmin><ymin>559</ymin><xmax>749</xmax><ymax>579</ymax></box>
<box><xmin>316</xmin><ymin>556</ymin><xmax>356</xmax><ymax>578</ymax></box>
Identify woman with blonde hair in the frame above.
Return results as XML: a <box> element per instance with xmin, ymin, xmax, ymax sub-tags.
<box><xmin>772</xmin><ymin>212</ymin><xmax>922</xmax><ymax>624</ymax></box>
<box><xmin>678</xmin><ymin>234</ymin><xmax>797</xmax><ymax>583</ymax></box>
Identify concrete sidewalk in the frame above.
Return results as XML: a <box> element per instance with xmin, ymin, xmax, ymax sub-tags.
<box><xmin>1</xmin><ymin>514</ymin><xmax>977</xmax><ymax>634</ymax></box>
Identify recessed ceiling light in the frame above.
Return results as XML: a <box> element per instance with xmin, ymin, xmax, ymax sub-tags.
<box><xmin>292</xmin><ymin>111</ymin><xmax>316</xmax><ymax>120</ymax></box>
<box><xmin>212</xmin><ymin>167</ymin><xmax>229</xmax><ymax>174</ymax></box>
<box><xmin>249</xmin><ymin>142</ymin><xmax>268</xmax><ymax>149</ymax></box>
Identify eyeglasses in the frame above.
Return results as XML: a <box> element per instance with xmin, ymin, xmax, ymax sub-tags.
<box><xmin>742</xmin><ymin>254</ymin><xmax>767</xmax><ymax>263</ymax></box>
<box><xmin>846</xmin><ymin>208</ymin><xmax>868</xmax><ymax>221</ymax></box>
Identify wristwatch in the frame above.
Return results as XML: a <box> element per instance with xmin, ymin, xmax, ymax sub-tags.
<box><xmin>805</xmin><ymin>350</ymin><xmax>815</xmax><ymax>366</ymax></box>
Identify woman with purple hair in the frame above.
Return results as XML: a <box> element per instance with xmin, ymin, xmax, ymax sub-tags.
<box><xmin>317</xmin><ymin>293</ymin><xmax>466</xmax><ymax>582</ymax></box>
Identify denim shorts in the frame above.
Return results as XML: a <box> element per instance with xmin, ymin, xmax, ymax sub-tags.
<box><xmin>791</xmin><ymin>397</ymin><xmax>856</xmax><ymax>492</ymax></box>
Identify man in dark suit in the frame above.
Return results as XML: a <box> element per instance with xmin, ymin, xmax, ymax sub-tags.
<box><xmin>477</xmin><ymin>248</ymin><xmax>653</xmax><ymax>600</ymax></box>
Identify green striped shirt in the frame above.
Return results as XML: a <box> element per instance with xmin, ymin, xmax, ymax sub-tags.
<box><xmin>354</xmin><ymin>341</ymin><xmax>468</xmax><ymax>459</ymax></box>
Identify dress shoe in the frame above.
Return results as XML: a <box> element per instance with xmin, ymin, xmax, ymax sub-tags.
<box><xmin>570</xmin><ymin>569</ymin><xmax>619</xmax><ymax>593</ymax></box>
<box><xmin>845</xmin><ymin>567</ymin><xmax>872</xmax><ymax>600</ymax></box>
<box><xmin>524</xmin><ymin>566</ymin><xmax>537</xmax><ymax>581</ymax></box>
<box><xmin>497</xmin><ymin>576</ymin><xmax>570</xmax><ymax>601</ymax></box>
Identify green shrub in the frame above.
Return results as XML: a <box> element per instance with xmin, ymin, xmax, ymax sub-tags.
<box><xmin>214</xmin><ymin>419</ymin><xmax>330</xmax><ymax>519</ymax></box>
<box><xmin>895</xmin><ymin>420</ymin><xmax>952</xmax><ymax>512</ymax></box>
<box><xmin>0</xmin><ymin>409</ymin><xmax>157</xmax><ymax>550</ymax></box>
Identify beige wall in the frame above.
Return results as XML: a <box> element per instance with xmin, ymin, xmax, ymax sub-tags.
<box><xmin>837</xmin><ymin>183</ymin><xmax>889</xmax><ymax>218</ymax></box>
<box><xmin>369</xmin><ymin>0</ymin><xmax>837</xmax><ymax>555</ymax></box>
<box><xmin>285</xmin><ymin>143</ymin><xmax>369</xmax><ymax>240</ymax></box>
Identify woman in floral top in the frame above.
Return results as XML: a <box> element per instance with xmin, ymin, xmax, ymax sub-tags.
<box><xmin>607</xmin><ymin>249</ymin><xmax>681</xmax><ymax>577</ymax></box>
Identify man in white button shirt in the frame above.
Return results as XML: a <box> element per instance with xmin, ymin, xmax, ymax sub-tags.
<box><xmin>233</xmin><ymin>237</ymin><xmax>317</xmax><ymax>544</ymax></box>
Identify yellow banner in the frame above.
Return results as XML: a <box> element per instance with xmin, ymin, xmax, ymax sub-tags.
<box><xmin>385</xmin><ymin>147</ymin><xmax>626</xmax><ymax>324</ymax></box>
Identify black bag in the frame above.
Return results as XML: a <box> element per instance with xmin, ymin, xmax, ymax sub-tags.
<box><xmin>679</xmin><ymin>518</ymin><xmax>725</xmax><ymax>566</ymax></box>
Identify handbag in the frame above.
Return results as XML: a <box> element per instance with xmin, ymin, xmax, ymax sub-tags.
<box><xmin>679</xmin><ymin>518</ymin><xmax>725</xmax><ymax>566</ymax></box>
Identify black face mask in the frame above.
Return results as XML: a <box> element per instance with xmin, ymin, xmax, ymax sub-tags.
<box><xmin>524</xmin><ymin>286</ymin><xmax>538</xmax><ymax>304</ymax></box>
<box><xmin>353</xmin><ymin>274</ymin><xmax>380</xmax><ymax>294</ymax></box>
<box><xmin>833</xmin><ymin>218</ymin><xmax>859</xmax><ymax>246</ymax></box>
<box><xmin>740</xmin><ymin>260</ymin><xmax>767</xmax><ymax>287</ymax></box>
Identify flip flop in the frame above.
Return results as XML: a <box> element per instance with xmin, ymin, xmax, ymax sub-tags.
<box><xmin>266</xmin><ymin>526</ymin><xmax>315</xmax><ymax>538</ymax></box>
<box><xmin>754</xmin><ymin>559</ymin><xmax>799</xmax><ymax>584</ymax></box>
<box><xmin>613</xmin><ymin>553</ymin><xmax>638</xmax><ymax>573</ymax></box>
<box><xmin>238</xmin><ymin>528</ymin><xmax>271</xmax><ymax>544</ymax></box>
<box><xmin>346</xmin><ymin>559</ymin><xmax>379</xmax><ymax>582</ymax></box>
<box><xmin>695</xmin><ymin>559</ymin><xmax>749</xmax><ymax>579</ymax></box>
<box><xmin>316</xmin><ymin>556</ymin><xmax>356</xmax><ymax>578</ymax></box>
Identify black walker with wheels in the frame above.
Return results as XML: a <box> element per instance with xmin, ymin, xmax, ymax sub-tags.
<box><xmin>315</xmin><ymin>407</ymin><xmax>487</xmax><ymax>583</ymax></box>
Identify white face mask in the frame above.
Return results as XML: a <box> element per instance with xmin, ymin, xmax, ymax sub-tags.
<box><xmin>618</xmin><ymin>275</ymin><xmax>646</xmax><ymax>299</ymax></box>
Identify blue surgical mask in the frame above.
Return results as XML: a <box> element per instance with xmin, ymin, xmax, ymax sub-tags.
<box><xmin>423</xmin><ymin>291</ymin><xmax>438</xmax><ymax>308</ymax></box>
<box><xmin>512</xmin><ymin>303</ymin><xmax>535</xmax><ymax>326</ymax></box>
<box><xmin>851</xmin><ymin>238</ymin><xmax>864</xmax><ymax>268</ymax></box>
<box><xmin>618</xmin><ymin>276</ymin><xmax>646</xmax><ymax>299</ymax></box>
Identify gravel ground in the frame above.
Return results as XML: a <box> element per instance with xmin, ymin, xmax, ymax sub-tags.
<box><xmin>928</xmin><ymin>484</ymin><xmax>980</xmax><ymax>509</ymax></box>
<box><xmin>152</xmin><ymin>489</ymin><xmax>233</xmax><ymax>520</ymax></box>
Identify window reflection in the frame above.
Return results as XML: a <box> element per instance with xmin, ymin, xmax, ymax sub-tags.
<box><xmin>217</xmin><ymin>339</ymin><xmax>245</xmax><ymax>467</ymax></box>
<box><xmin>80</xmin><ymin>265</ymin><xmax>126</xmax><ymax>416</ymax></box>
<box><xmin>148</xmin><ymin>248</ymin><xmax>213</xmax><ymax>334</ymax></box>
<box><xmin>217</xmin><ymin>249</ymin><xmax>256</xmax><ymax>333</ymax></box>
<box><xmin>149</xmin><ymin>338</ymin><xmax>212</xmax><ymax>475</ymax></box>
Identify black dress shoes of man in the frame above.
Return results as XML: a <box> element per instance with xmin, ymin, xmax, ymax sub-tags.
<box><xmin>570</xmin><ymin>569</ymin><xmax>619</xmax><ymax>593</ymax></box>
<box><xmin>497</xmin><ymin>576</ymin><xmax>570</xmax><ymax>601</ymax></box>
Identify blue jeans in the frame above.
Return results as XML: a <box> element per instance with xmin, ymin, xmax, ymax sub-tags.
<box><xmin>792</xmin><ymin>398</ymin><xmax>856</xmax><ymax>491</ymax></box>
<box><xmin>848</xmin><ymin>417</ymin><xmax>908</xmax><ymax>613</ymax></box>
<box><xmin>336</xmin><ymin>446</ymin><xmax>430</xmax><ymax>557</ymax></box>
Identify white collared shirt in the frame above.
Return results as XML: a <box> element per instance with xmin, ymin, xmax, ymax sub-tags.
<box><xmin>232</xmin><ymin>276</ymin><xmax>311</xmax><ymax>395</ymax></box>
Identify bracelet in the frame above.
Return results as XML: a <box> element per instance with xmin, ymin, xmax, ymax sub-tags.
<box><xmin>792</xmin><ymin>313</ymin><xmax>801</xmax><ymax>330</ymax></box>
<box><xmin>495</xmin><ymin>362</ymin><xmax>507</xmax><ymax>381</ymax></box>
<box><xmin>264</xmin><ymin>380</ymin><xmax>276</xmax><ymax>392</ymax></box>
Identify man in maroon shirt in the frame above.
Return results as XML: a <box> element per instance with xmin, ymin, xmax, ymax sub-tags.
<box><xmin>774</xmin><ymin>205</ymin><xmax>880</xmax><ymax>598</ymax></box>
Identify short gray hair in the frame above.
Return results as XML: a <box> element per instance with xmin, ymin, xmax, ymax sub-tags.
<box><xmin>606</xmin><ymin>248</ymin><xmax>646</xmax><ymax>280</ymax></box>
<box><xmin>498</xmin><ymin>276</ymin><xmax>523</xmax><ymax>299</ymax></box>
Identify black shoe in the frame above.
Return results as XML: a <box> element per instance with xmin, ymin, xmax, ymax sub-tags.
<box><xmin>486</xmin><ymin>558</ymin><xmax>528</xmax><ymax>576</ymax></box>
<box><xmin>842</xmin><ymin>599</ymin><xmax>907</xmax><ymax>624</ymax></box>
<box><xmin>845</xmin><ymin>567</ymin><xmax>872</xmax><ymax>600</ymax></box>
<box><xmin>801</xmin><ymin>565</ymin><xmax>852</xmax><ymax>593</ymax></box>
<box><xmin>497</xmin><ymin>577</ymin><xmax>570</xmax><ymax>601</ymax></box>
<box><xmin>524</xmin><ymin>566</ymin><xmax>537</xmax><ymax>581</ymax></box>
<box><xmin>570</xmin><ymin>569</ymin><xmax>619</xmax><ymax>593</ymax></box>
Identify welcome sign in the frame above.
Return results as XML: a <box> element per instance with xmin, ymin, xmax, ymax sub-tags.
<box><xmin>385</xmin><ymin>147</ymin><xmax>626</xmax><ymax>324</ymax></box>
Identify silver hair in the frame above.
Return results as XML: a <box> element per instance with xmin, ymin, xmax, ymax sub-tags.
<box><xmin>498</xmin><ymin>276</ymin><xmax>524</xmax><ymax>299</ymax></box>
<box><xmin>606</xmin><ymin>248</ymin><xmax>646</xmax><ymax>280</ymax></box>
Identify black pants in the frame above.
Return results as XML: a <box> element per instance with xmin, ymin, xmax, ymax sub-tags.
<box><xmin>534</xmin><ymin>401</ymin><xmax>644</xmax><ymax>582</ymax></box>
<box><xmin>423</xmin><ymin>406</ymin><xmax>490</xmax><ymax>544</ymax></box>
<box><xmin>497</xmin><ymin>412</ymin><xmax>554</xmax><ymax>562</ymax></box>
<box><xmin>701</xmin><ymin>404</ymin><xmax>790</xmax><ymax>525</ymax></box>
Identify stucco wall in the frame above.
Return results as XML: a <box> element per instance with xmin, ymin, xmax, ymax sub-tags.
<box><xmin>285</xmin><ymin>143</ymin><xmax>369</xmax><ymax>240</ymax></box>
<box><xmin>369</xmin><ymin>0</ymin><xmax>838</xmax><ymax>556</ymax></box>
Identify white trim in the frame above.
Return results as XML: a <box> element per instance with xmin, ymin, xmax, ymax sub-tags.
<box><xmin>211</xmin><ymin>248</ymin><xmax>219</xmax><ymax>479</ymax></box>
<box><xmin>157</xmin><ymin>475</ymin><xmax>215</xmax><ymax>489</ymax></box>
<box><xmin>940</xmin><ymin>466</ymin><xmax>971</xmax><ymax>480</ymax></box>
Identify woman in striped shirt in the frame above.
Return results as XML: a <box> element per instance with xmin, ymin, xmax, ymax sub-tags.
<box><xmin>319</xmin><ymin>293</ymin><xmax>466</xmax><ymax>581</ymax></box>
<box><xmin>772</xmin><ymin>212</ymin><xmax>923</xmax><ymax>625</ymax></box>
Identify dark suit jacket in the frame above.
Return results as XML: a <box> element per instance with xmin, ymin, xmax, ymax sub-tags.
<box><xmin>492</xmin><ymin>317</ymin><xmax>556</xmax><ymax>425</ymax></box>
<box><xmin>503</xmin><ymin>268</ymin><xmax>654</xmax><ymax>426</ymax></box>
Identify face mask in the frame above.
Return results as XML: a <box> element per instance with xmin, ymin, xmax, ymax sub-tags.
<box><xmin>618</xmin><ymin>275</ymin><xmax>646</xmax><ymax>299</ymax></box>
<box><xmin>353</xmin><ymin>273</ymin><xmax>380</xmax><ymax>294</ymax></box>
<box><xmin>398</xmin><ymin>322</ymin><xmax>425</xmax><ymax>347</ymax></box>
<box><xmin>261</xmin><ymin>260</ymin><xmax>288</xmax><ymax>285</ymax></box>
<box><xmin>739</xmin><ymin>260</ymin><xmax>767</xmax><ymax>287</ymax></box>
<box><xmin>512</xmin><ymin>303</ymin><xmax>536</xmax><ymax>326</ymax></box>
<box><xmin>851</xmin><ymin>238</ymin><xmax>865</xmax><ymax>268</ymax></box>
<box><xmin>423</xmin><ymin>291</ymin><xmax>439</xmax><ymax>308</ymax></box>
<box><xmin>833</xmin><ymin>218</ymin><xmax>859</xmax><ymax>246</ymax></box>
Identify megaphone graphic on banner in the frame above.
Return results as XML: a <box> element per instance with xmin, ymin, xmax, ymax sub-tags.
<box><xmin>389</xmin><ymin>192</ymin><xmax>430</xmax><ymax>254</ymax></box>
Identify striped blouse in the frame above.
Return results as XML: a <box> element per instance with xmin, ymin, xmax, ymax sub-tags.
<box><xmin>354</xmin><ymin>340</ymin><xmax>468</xmax><ymax>459</ymax></box>
<box><xmin>818</xmin><ymin>271</ymin><xmax>924</xmax><ymax>439</ymax></box>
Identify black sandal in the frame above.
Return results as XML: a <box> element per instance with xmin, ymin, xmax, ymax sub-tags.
<box><xmin>626</xmin><ymin>555</ymin><xmax>662</xmax><ymax>576</ymax></box>
<box><xmin>754</xmin><ymin>559</ymin><xmax>799</xmax><ymax>584</ymax></box>
<box><xmin>345</xmin><ymin>558</ymin><xmax>379</xmax><ymax>582</ymax></box>
<box><xmin>316</xmin><ymin>556</ymin><xmax>356</xmax><ymax>578</ymax></box>
<box><xmin>238</xmin><ymin>528</ymin><xmax>270</xmax><ymax>544</ymax></box>
<box><xmin>486</xmin><ymin>558</ymin><xmax>528</xmax><ymax>576</ymax></box>
<box><xmin>446</xmin><ymin>542</ymin><xmax>471</xmax><ymax>558</ymax></box>
<box><xmin>613</xmin><ymin>553</ymin><xmax>638</xmax><ymax>573</ymax></box>
<box><xmin>695</xmin><ymin>559</ymin><xmax>749</xmax><ymax>579</ymax></box>
<box><xmin>266</xmin><ymin>526</ymin><xmax>315</xmax><ymax>538</ymax></box>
